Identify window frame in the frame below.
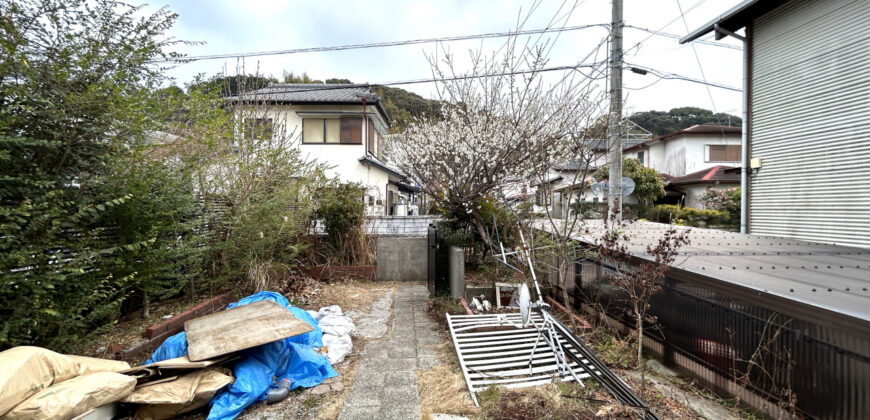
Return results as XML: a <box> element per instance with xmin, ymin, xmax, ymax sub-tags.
<box><xmin>706</xmin><ymin>144</ymin><xmax>742</xmax><ymax>162</ymax></box>
<box><xmin>301</xmin><ymin>117</ymin><xmax>362</xmax><ymax>144</ymax></box>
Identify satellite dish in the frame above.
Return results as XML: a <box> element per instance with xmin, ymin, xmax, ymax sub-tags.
<box><xmin>621</xmin><ymin>177</ymin><xmax>636</xmax><ymax>196</ymax></box>
<box><xmin>519</xmin><ymin>283</ymin><xmax>531</xmax><ymax>327</ymax></box>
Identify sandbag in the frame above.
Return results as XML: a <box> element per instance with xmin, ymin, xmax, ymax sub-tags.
<box><xmin>317</xmin><ymin>305</ymin><xmax>343</xmax><ymax>319</ymax></box>
<box><xmin>321</xmin><ymin>333</ymin><xmax>352</xmax><ymax>364</ymax></box>
<box><xmin>4</xmin><ymin>371</ymin><xmax>135</xmax><ymax>420</ymax></box>
<box><xmin>318</xmin><ymin>314</ymin><xmax>356</xmax><ymax>337</ymax></box>
<box><xmin>131</xmin><ymin>368</ymin><xmax>234</xmax><ymax>420</ymax></box>
<box><xmin>67</xmin><ymin>355</ymin><xmax>131</xmax><ymax>374</ymax></box>
<box><xmin>0</xmin><ymin>346</ymin><xmax>82</xmax><ymax>416</ymax></box>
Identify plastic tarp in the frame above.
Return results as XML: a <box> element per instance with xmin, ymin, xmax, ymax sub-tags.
<box><xmin>143</xmin><ymin>291</ymin><xmax>337</xmax><ymax>420</ymax></box>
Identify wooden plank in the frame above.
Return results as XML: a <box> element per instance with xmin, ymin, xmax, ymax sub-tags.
<box><xmin>184</xmin><ymin>300</ymin><xmax>313</xmax><ymax>361</ymax></box>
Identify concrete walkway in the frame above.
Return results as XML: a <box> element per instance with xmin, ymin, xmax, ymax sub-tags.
<box><xmin>338</xmin><ymin>283</ymin><xmax>440</xmax><ymax>420</ymax></box>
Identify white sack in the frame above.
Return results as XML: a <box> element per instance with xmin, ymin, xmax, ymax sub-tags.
<box><xmin>317</xmin><ymin>305</ymin><xmax>343</xmax><ymax>318</ymax></box>
<box><xmin>318</xmin><ymin>314</ymin><xmax>356</xmax><ymax>337</ymax></box>
<box><xmin>321</xmin><ymin>334</ymin><xmax>352</xmax><ymax>365</ymax></box>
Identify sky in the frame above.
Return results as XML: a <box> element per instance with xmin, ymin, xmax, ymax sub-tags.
<box><xmin>145</xmin><ymin>0</ymin><xmax>746</xmax><ymax>117</ymax></box>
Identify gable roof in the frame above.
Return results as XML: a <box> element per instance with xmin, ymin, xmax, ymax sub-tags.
<box><xmin>668</xmin><ymin>165</ymin><xmax>740</xmax><ymax>186</ymax></box>
<box><xmin>624</xmin><ymin>124</ymin><xmax>741</xmax><ymax>152</ymax></box>
<box><xmin>227</xmin><ymin>83</ymin><xmax>390</xmax><ymax>125</ymax></box>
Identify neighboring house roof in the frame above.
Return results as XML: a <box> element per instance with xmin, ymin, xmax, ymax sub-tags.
<box><xmin>531</xmin><ymin>175</ymin><xmax>563</xmax><ymax>187</ymax></box>
<box><xmin>588</xmin><ymin>137</ymin><xmax>649</xmax><ymax>152</ymax></box>
<box><xmin>551</xmin><ymin>159</ymin><xmax>596</xmax><ymax>172</ymax></box>
<box><xmin>623</xmin><ymin>124</ymin><xmax>741</xmax><ymax>152</ymax></box>
<box><xmin>359</xmin><ymin>155</ymin><xmax>405</xmax><ymax>179</ymax></box>
<box><xmin>668</xmin><ymin>165</ymin><xmax>739</xmax><ymax>186</ymax></box>
<box><xmin>679</xmin><ymin>0</ymin><xmax>789</xmax><ymax>43</ymax></box>
<box><xmin>227</xmin><ymin>83</ymin><xmax>390</xmax><ymax>125</ymax></box>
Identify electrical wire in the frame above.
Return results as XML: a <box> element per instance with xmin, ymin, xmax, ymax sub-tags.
<box><xmin>624</xmin><ymin>25</ymin><xmax>741</xmax><ymax>50</ymax></box>
<box><xmin>620</xmin><ymin>0</ymin><xmax>709</xmax><ymax>59</ymax></box>
<box><xmin>150</xmin><ymin>24</ymin><xmax>610</xmax><ymax>64</ymax></box>
<box><xmin>623</xmin><ymin>63</ymin><xmax>740</xmax><ymax>92</ymax></box>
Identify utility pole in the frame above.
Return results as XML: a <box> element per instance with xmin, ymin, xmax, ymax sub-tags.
<box><xmin>608</xmin><ymin>0</ymin><xmax>624</xmax><ymax>221</ymax></box>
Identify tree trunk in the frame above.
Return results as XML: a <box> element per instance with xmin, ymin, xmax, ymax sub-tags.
<box><xmin>637</xmin><ymin>309</ymin><xmax>645</xmax><ymax>392</ymax></box>
<box><xmin>559</xmin><ymin>257</ymin><xmax>576</xmax><ymax>330</ymax></box>
<box><xmin>142</xmin><ymin>291</ymin><xmax>150</xmax><ymax>319</ymax></box>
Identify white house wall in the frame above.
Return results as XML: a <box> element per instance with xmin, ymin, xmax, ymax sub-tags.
<box><xmin>245</xmin><ymin>104</ymin><xmax>392</xmax><ymax>215</ymax></box>
<box><xmin>676</xmin><ymin>184</ymin><xmax>736</xmax><ymax>210</ymax></box>
<box><xmin>628</xmin><ymin>133</ymin><xmax>741</xmax><ymax>177</ymax></box>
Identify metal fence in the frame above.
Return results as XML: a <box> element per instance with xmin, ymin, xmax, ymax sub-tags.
<box><xmin>576</xmin><ymin>260</ymin><xmax>870</xmax><ymax>420</ymax></box>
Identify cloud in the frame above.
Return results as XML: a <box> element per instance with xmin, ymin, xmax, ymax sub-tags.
<box><xmin>147</xmin><ymin>0</ymin><xmax>745</xmax><ymax>115</ymax></box>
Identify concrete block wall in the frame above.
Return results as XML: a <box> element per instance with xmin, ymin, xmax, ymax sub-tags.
<box><xmin>376</xmin><ymin>237</ymin><xmax>428</xmax><ymax>282</ymax></box>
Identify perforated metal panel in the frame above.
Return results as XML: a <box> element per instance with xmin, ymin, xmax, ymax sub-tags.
<box><xmin>749</xmin><ymin>0</ymin><xmax>870</xmax><ymax>248</ymax></box>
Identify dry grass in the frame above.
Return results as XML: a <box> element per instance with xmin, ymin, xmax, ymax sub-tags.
<box><xmin>477</xmin><ymin>381</ymin><xmax>625</xmax><ymax>420</ymax></box>
<box><xmin>312</xmin><ymin>338</ymin><xmax>367</xmax><ymax>419</ymax></box>
<box><xmin>78</xmin><ymin>292</ymin><xmax>228</xmax><ymax>360</ymax></box>
<box><xmin>304</xmin><ymin>277</ymin><xmax>395</xmax><ymax>313</ymax></box>
<box><xmin>418</xmin><ymin>342</ymin><xmax>479</xmax><ymax>419</ymax></box>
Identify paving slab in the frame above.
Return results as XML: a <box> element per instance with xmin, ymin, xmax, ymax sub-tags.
<box><xmin>339</xmin><ymin>283</ymin><xmax>446</xmax><ymax>420</ymax></box>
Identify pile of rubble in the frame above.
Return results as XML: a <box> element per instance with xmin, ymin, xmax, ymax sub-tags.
<box><xmin>0</xmin><ymin>291</ymin><xmax>356</xmax><ymax>420</ymax></box>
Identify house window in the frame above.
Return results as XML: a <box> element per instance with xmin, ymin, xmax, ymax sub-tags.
<box><xmin>637</xmin><ymin>151</ymin><xmax>645</xmax><ymax>165</ymax></box>
<box><xmin>244</xmin><ymin>118</ymin><xmax>273</xmax><ymax>140</ymax></box>
<box><xmin>302</xmin><ymin>118</ymin><xmax>360</xmax><ymax>144</ymax></box>
<box><xmin>340</xmin><ymin>117</ymin><xmax>362</xmax><ymax>144</ymax></box>
<box><xmin>367</xmin><ymin>120</ymin><xmax>376</xmax><ymax>155</ymax></box>
<box><xmin>708</xmin><ymin>145</ymin><xmax>741</xmax><ymax>161</ymax></box>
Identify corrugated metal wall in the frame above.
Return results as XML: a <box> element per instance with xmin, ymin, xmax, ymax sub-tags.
<box><xmin>749</xmin><ymin>0</ymin><xmax>870</xmax><ymax>248</ymax></box>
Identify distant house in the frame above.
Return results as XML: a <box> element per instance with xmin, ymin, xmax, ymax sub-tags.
<box><xmin>622</xmin><ymin>124</ymin><xmax>741</xmax><ymax>209</ymax></box>
<box><xmin>667</xmin><ymin>165</ymin><xmax>740</xmax><ymax>209</ymax></box>
<box><xmin>681</xmin><ymin>0</ymin><xmax>870</xmax><ymax>248</ymax></box>
<box><xmin>623</xmin><ymin>124</ymin><xmax>742</xmax><ymax>177</ymax></box>
<box><xmin>229</xmin><ymin>83</ymin><xmax>424</xmax><ymax>216</ymax></box>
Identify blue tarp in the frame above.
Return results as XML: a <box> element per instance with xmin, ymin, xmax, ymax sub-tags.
<box><xmin>144</xmin><ymin>291</ymin><xmax>338</xmax><ymax>420</ymax></box>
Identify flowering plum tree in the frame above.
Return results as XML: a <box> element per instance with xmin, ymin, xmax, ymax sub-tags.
<box><xmin>388</xmin><ymin>34</ymin><xmax>609</xmax><ymax>246</ymax></box>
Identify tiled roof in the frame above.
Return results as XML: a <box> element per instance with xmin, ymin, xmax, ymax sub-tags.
<box><xmin>227</xmin><ymin>83</ymin><xmax>390</xmax><ymax>124</ymax></box>
<box><xmin>668</xmin><ymin>165</ymin><xmax>739</xmax><ymax>186</ymax></box>
<box><xmin>624</xmin><ymin>124</ymin><xmax>741</xmax><ymax>152</ymax></box>
<box><xmin>359</xmin><ymin>155</ymin><xmax>406</xmax><ymax>179</ymax></box>
<box><xmin>228</xmin><ymin>83</ymin><xmax>379</xmax><ymax>103</ymax></box>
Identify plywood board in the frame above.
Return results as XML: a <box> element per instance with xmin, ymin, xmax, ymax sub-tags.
<box><xmin>184</xmin><ymin>300</ymin><xmax>313</xmax><ymax>361</ymax></box>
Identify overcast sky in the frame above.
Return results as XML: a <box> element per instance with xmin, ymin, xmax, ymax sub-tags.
<box><xmin>146</xmin><ymin>0</ymin><xmax>745</xmax><ymax>117</ymax></box>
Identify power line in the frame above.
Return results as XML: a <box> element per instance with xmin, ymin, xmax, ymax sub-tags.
<box><xmin>225</xmin><ymin>61</ymin><xmax>610</xmax><ymax>99</ymax></box>
<box><xmin>621</xmin><ymin>0</ymin><xmax>709</xmax><ymax>59</ymax></box>
<box><xmin>151</xmin><ymin>24</ymin><xmax>610</xmax><ymax>64</ymax></box>
<box><xmin>625</xmin><ymin>63</ymin><xmax>740</xmax><ymax>92</ymax></box>
<box><xmin>675</xmin><ymin>0</ymin><xmax>723</xmax><ymax>105</ymax></box>
<box><xmin>624</xmin><ymin>25</ymin><xmax>741</xmax><ymax>50</ymax></box>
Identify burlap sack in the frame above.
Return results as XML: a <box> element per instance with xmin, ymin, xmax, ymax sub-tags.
<box><xmin>67</xmin><ymin>355</ymin><xmax>131</xmax><ymax>375</ymax></box>
<box><xmin>132</xmin><ymin>368</ymin><xmax>234</xmax><ymax>420</ymax></box>
<box><xmin>0</xmin><ymin>346</ymin><xmax>82</xmax><ymax>416</ymax></box>
<box><xmin>4</xmin><ymin>371</ymin><xmax>136</xmax><ymax>420</ymax></box>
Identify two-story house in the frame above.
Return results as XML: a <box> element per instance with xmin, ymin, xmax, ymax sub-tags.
<box><xmin>623</xmin><ymin>124</ymin><xmax>741</xmax><ymax>208</ymax></box>
<box><xmin>230</xmin><ymin>83</ymin><xmax>422</xmax><ymax>215</ymax></box>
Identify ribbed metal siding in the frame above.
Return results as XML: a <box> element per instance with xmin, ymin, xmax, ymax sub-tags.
<box><xmin>749</xmin><ymin>0</ymin><xmax>870</xmax><ymax>248</ymax></box>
